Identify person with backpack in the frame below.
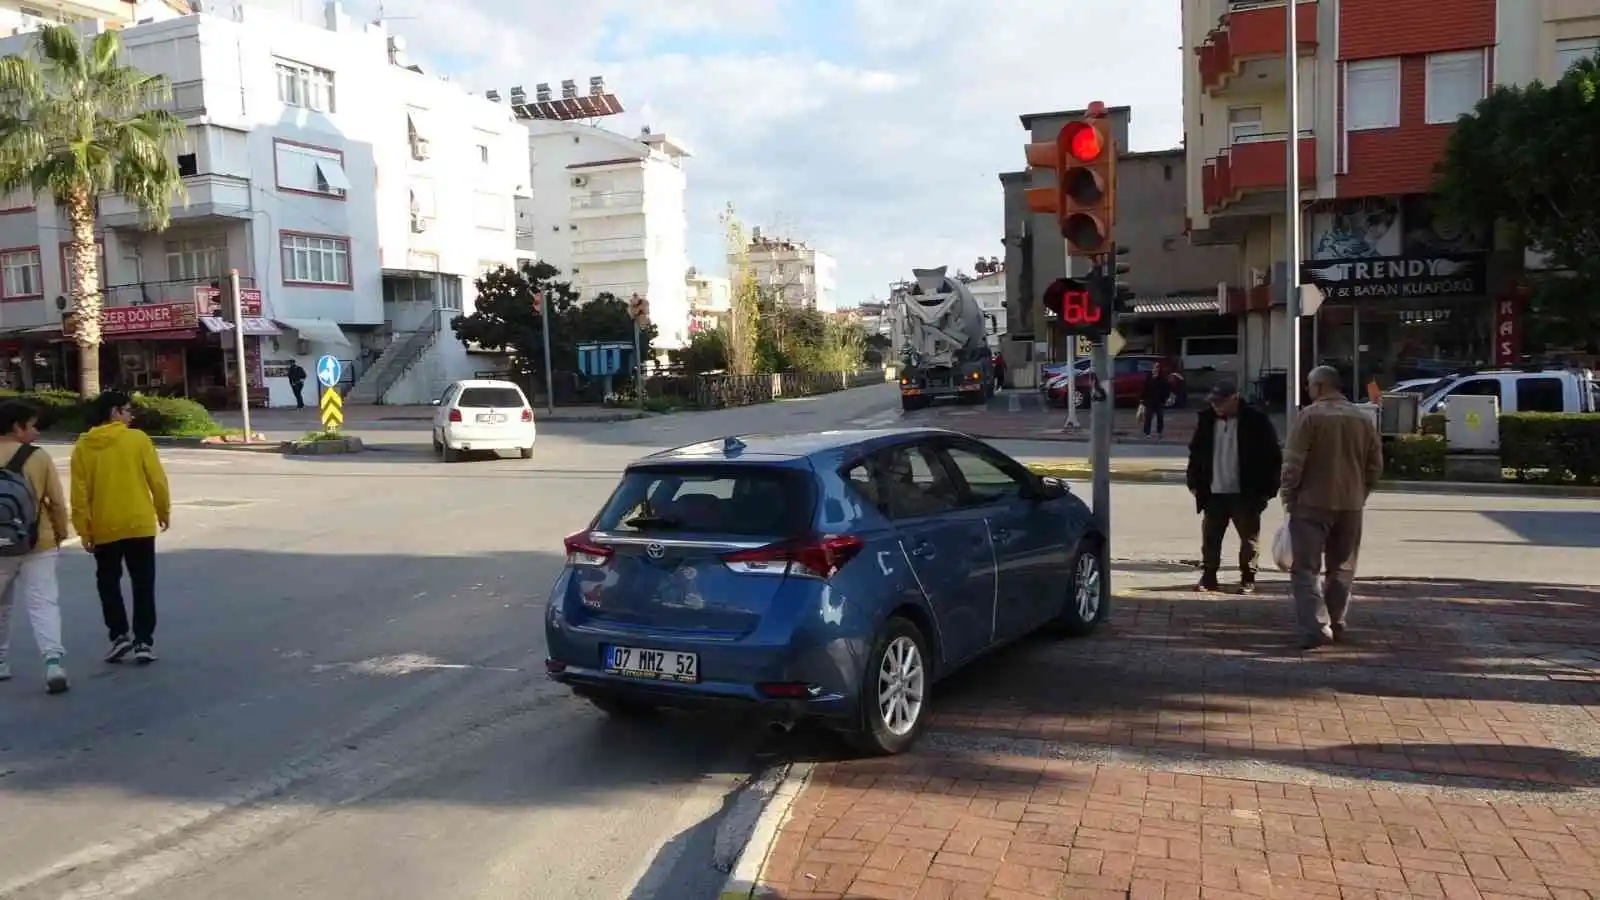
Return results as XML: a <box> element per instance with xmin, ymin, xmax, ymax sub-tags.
<box><xmin>0</xmin><ymin>400</ymin><xmax>71</xmax><ymax>693</ymax></box>
<box><xmin>70</xmin><ymin>391</ymin><xmax>171</xmax><ymax>664</ymax></box>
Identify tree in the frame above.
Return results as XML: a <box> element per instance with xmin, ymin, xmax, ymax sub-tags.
<box><xmin>1432</xmin><ymin>54</ymin><xmax>1600</xmax><ymax>344</ymax></box>
<box><xmin>720</xmin><ymin>202</ymin><xmax>760</xmax><ymax>375</ymax></box>
<box><xmin>671</xmin><ymin>328</ymin><xmax>728</xmax><ymax>374</ymax></box>
<box><xmin>0</xmin><ymin>26</ymin><xmax>186</xmax><ymax>396</ymax></box>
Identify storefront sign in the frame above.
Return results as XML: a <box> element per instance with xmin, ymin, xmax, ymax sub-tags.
<box><xmin>1299</xmin><ymin>253</ymin><xmax>1486</xmax><ymax>301</ymax></box>
<box><xmin>1493</xmin><ymin>289</ymin><xmax>1525</xmax><ymax>367</ymax></box>
<box><xmin>98</xmin><ymin>302</ymin><xmax>198</xmax><ymax>336</ymax></box>
<box><xmin>193</xmin><ymin>286</ymin><xmax>263</xmax><ymax>317</ymax></box>
<box><xmin>224</xmin><ymin>338</ymin><xmax>265</xmax><ymax>390</ymax></box>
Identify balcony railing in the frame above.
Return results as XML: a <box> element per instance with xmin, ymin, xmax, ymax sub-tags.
<box><xmin>1198</xmin><ymin>0</ymin><xmax>1317</xmax><ymax>95</ymax></box>
<box><xmin>570</xmin><ymin>191</ymin><xmax>644</xmax><ymax>212</ymax></box>
<box><xmin>98</xmin><ymin>173</ymin><xmax>251</xmax><ymax>229</ymax></box>
<box><xmin>99</xmin><ymin>275</ymin><xmax>260</xmax><ymax>312</ymax></box>
<box><xmin>1202</xmin><ymin>131</ymin><xmax>1315</xmax><ymax>214</ymax></box>
<box><xmin>571</xmin><ymin>236</ymin><xmax>646</xmax><ymax>257</ymax></box>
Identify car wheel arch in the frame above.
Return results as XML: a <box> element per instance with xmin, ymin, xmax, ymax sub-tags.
<box><xmin>882</xmin><ymin>602</ymin><xmax>942</xmax><ymax>674</ymax></box>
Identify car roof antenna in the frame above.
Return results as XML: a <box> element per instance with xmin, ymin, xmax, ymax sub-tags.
<box><xmin>723</xmin><ymin>436</ymin><xmax>746</xmax><ymax>455</ymax></box>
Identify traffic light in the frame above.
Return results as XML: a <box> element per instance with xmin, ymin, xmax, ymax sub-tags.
<box><xmin>1022</xmin><ymin>101</ymin><xmax>1117</xmax><ymax>257</ymax></box>
<box><xmin>628</xmin><ymin>293</ymin><xmax>650</xmax><ymax>325</ymax></box>
<box><xmin>1041</xmin><ymin>276</ymin><xmax>1110</xmax><ymax>335</ymax></box>
<box><xmin>530</xmin><ymin>290</ymin><xmax>543</xmax><ymax>315</ymax></box>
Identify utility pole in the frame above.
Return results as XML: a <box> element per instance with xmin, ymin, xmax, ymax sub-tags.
<box><xmin>227</xmin><ymin>269</ymin><xmax>251</xmax><ymax>441</ymax></box>
<box><xmin>534</xmin><ymin>291</ymin><xmax>554</xmax><ymax>415</ymax></box>
<box><xmin>1285</xmin><ymin>0</ymin><xmax>1303</xmax><ymax>424</ymax></box>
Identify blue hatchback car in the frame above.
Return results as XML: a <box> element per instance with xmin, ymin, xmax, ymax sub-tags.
<box><xmin>544</xmin><ymin>427</ymin><xmax>1108</xmax><ymax>755</ymax></box>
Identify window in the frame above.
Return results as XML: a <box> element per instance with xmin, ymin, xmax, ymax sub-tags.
<box><xmin>1345</xmin><ymin>58</ymin><xmax>1400</xmax><ymax>130</ymax></box>
<box><xmin>1557</xmin><ymin>37</ymin><xmax>1600</xmax><ymax>76</ymax></box>
<box><xmin>474</xmin><ymin>192</ymin><xmax>507</xmax><ymax>230</ymax></box>
<box><xmin>280</xmin><ymin>233</ymin><xmax>350</xmax><ymax>286</ymax></box>
<box><xmin>1515</xmin><ymin>377</ymin><xmax>1565</xmax><ymax>413</ymax></box>
<box><xmin>275</xmin><ymin>58</ymin><xmax>335</xmax><ymax>112</ymax></box>
<box><xmin>1183</xmin><ymin>335</ymin><xmax>1239</xmax><ymax>357</ymax></box>
<box><xmin>1427</xmin><ymin>377</ymin><xmax>1501</xmax><ymax>412</ymax></box>
<box><xmin>941</xmin><ymin>445</ymin><xmax>1026</xmax><ymax>506</ymax></box>
<box><xmin>1</xmin><ymin>249</ymin><xmax>41</xmax><ymax>299</ymax></box>
<box><xmin>165</xmin><ymin>235</ymin><xmax>226</xmax><ymax>280</ymax></box>
<box><xmin>1227</xmin><ymin>106</ymin><xmax>1262</xmax><ymax>144</ymax></box>
<box><xmin>59</xmin><ymin>241</ymin><xmax>107</xmax><ymax>289</ymax></box>
<box><xmin>406</xmin><ymin>107</ymin><xmax>430</xmax><ymax>159</ymax></box>
<box><xmin>869</xmin><ymin>444</ymin><xmax>962</xmax><ymax>520</ymax></box>
<box><xmin>594</xmin><ymin>466</ymin><xmax>816</xmax><ymax>537</ymax></box>
<box><xmin>274</xmin><ymin>140</ymin><xmax>349</xmax><ymax>198</ymax></box>
<box><xmin>457</xmin><ymin>387</ymin><xmax>527</xmax><ymax>409</ymax></box>
<box><xmin>176</xmin><ymin>153</ymin><xmax>197</xmax><ymax>177</ymax></box>
<box><xmin>477</xmin><ymin>144</ymin><xmax>490</xmax><ymax>163</ymax></box>
<box><xmin>1425</xmin><ymin>50</ymin><xmax>1486</xmax><ymax>124</ymax></box>
<box><xmin>439</xmin><ymin>275</ymin><xmax>462</xmax><ymax>311</ymax></box>
<box><xmin>0</xmin><ymin>189</ymin><xmax>33</xmax><ymax>212</ymax></box>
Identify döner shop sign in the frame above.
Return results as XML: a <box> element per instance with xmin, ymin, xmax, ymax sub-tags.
<box><xmin>66</xmin><ymin>302</ymin><xmax>198</xmax><ymax>338</ymax></box>
<box><xmin>1299</xmin><ymin>253</ymin><xmax>1486</xmax><ymax>301</ymax></box>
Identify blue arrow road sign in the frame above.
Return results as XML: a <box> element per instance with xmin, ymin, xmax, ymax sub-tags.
<box><xmin>316</xmin><ymin>355</ymin><xmax>342</xmax><ymax>388</ymax></box>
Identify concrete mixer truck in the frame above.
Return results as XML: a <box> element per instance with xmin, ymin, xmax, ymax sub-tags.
<box><xmin>894</xmin><ymin>266</ymin><xmax>994</xmax><ymax>411</ymax></box>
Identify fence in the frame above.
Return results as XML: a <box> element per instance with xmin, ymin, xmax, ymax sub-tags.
<box><xmin>474</xmin><ymin>366</ymin><xmax>888</xmax><ymax>409</ymax></box>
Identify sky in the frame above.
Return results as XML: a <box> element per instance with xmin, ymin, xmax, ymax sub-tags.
<box><xmin>350</xmin><ymin>0</ymin><xmax>1185</xmax><ymax>306</ymax></box>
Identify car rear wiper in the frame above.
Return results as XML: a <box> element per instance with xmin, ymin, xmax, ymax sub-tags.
<box><xmin>623</xmin><ymin>515</ymin><xmax>687</xmax><ymax>530</ymax></box>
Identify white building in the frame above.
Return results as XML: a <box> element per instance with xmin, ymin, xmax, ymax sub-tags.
<box><xmin>0</xmin><ymin>0</ymin><xmax>528</xmax><ymax>406</ymax></box>
<box><xmin>685</xmin><ymin>268</ymin><xmax>730</xmax><ymax>335</ymax></box>
<box><xmin>0</xmin><ymin>0</ymin><xmax>183</xmax><ymax>31</ymax></box>
<box><xmin>511</xmin><ymin>100</ymin><xmax>692</xmax><ymax>351</ymax></box>
<box><xmin>739</xmin><ymin>230</ymin><xmax>837</xmax><ymax>314</ymax></box>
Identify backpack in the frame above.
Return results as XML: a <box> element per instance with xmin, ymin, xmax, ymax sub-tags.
<box><xmin>0</xmin><ymin>444</ymin><xmax>40</xmax><ymax>557</ymax></box>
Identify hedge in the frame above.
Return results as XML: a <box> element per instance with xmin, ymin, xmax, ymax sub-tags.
<box><xmin>1384</xmin><ymin>434</ymin><xmax>1447</xmax><ymax>480</ymax></box>
<box><xmin>1499</xmin><ymin>413</ymin><xmax>1600</xmax><ymax>485</ymax></box>
<box><xmin>0</xmin><ymin>390</ymin><xmax>225</xmax><ymax>438</ymax></box>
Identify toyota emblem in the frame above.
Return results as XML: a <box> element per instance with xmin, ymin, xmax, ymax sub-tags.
<box><xmin>645</xmin><ymin>542</ymin><xmax>665</xmax><ymax>559</ymax></box>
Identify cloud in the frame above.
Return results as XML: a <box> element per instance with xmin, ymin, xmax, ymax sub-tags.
<box><xmin>355</xmin><ymin>0</ymin><xmax>1183</xmax><ymax>304</ymax></box>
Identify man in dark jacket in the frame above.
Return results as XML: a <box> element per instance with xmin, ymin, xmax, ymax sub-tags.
<box><xmin>1185</xmin><ymin>382</ymin><xmax>1282</xmax><ymax>592</ymax></box>
<box><xmin>1141</xmin><ymin>363</ymin><xmax>1172</xmax><ymax>437</ymax></box>
<box><xmin>286</xmin><ymin>362</ymin><xmax>307</xmax><ymax>409</ymax></box>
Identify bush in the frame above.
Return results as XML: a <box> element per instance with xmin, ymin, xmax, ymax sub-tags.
<box><xmin>1420</xmin><ymin>412</ymin><xmax>1446</xmax><ymax>436</ymax></box>
<box><xmin>1383</xmin><ymin>434</ymin><xmax>1446</xmax><ymax>480</ymax></box>
<box><xmin>0</xmin><ymin>388</ymin><xmax>92</xmax><ymax>431</ymax></box>
<box><xmin>1499</xmin><ymin>413</ymin><xmax>1600</xmax><ymax>485</ymax></box>
<box><xmin>0</xmin><ymin>390</ymin><xmax>223</xmax><ymax>437</ymax></box>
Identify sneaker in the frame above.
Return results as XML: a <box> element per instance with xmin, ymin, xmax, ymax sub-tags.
<box><xmin>1330</xmin><ymin>623</ymin><xmax>1347</xmax><ymax>643</ymax></box>
<box><xmin>1239</xmin><ymin>578</ymin><xmax>1257</xmax><ymax>594</ymax></box>
<box><xmin>133</xmin><ymin>643</ymin><xmax>156</xmax><ymax>665</ymax></box>
<box><xmin>0</xmin><ymin>660</ymin><xmax>10</xmax><ymax>681</ymax></box>
<box><xmin>1197</xmin><ymin>575</ymin><xmax>1221</xmax><ymax>592</ymax></box>
<box><xmin>44</xmin><ymin>657</ymin><xmax>68</xmax><ymax>694</ymax></box>
<box><xmin>105</xmin><ymin>635</ymin><xmax>134</xmax><ymax>663</ymax></box>
<box><xmin>1300</xmin><ymin>630</ymin><xmax>1333</xmax><ymax>650</ymax></box>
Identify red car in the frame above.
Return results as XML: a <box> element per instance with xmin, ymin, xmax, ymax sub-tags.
<box><xmin>1051</xmin><ymin>355</ymin><xmax>1184</xmax><ymax>408</ymax></box>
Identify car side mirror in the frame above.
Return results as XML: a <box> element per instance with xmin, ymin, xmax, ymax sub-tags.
<box><xmin>431</xmin><ymin>399</ymin><xmax>441</xmax><ymax>406</ymax></box>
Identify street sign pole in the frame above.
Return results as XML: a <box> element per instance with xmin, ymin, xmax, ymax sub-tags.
<box><xmin>633</xmin><ymin>321</ymin><xmax>643</xmax><ymax>410</ymax></box>
<box><xmin>534</xmin><ymin>291</ymin><xmax>554</xmax><ymax>415</ymax></box>
<box><xmin>1088</xmin><ymin>258</ymin><xmax>1113</xmax><ymax>577</ymax></box>
<box><xmin>316</xmin><ymin>354</ymin><xmax>343</xmax><ymax>432</ymax></box>
<box><xmin>1061</xmin><ymin>235</ymin><xmax>1081</xmax><ymax>432</ymax></box>
<box><xmin>227</xmin><ymin>269</ymin><xmax>252</xmax><ymax>441</ymax></box>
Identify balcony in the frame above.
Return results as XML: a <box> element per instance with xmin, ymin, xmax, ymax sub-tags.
<box><xmin>571</xmin><ymin>236</ymin><xmax>646</xmax><ymax>262</ymax></box>
<box><xmin>570</xmin><ymin>191</ymin><xmax>644</xmax><ymax>215</ymax></box>
<box><xmin>99</xmin><ymin>174</ymin><xmax>251</xmax><ymax>230</ymax></box>
<box><xmin>1197</xmin><ymin>0</ymin><xmax>1318</xmax><ymax>96</ymax></box>
<box><xmin>1201</xmin><ymin>131</ymin><xmax>1315</xmax><ymax>215</ymax></box>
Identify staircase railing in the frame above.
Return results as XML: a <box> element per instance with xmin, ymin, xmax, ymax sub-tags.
<box><xmin>371</xmin><ymin>308</ymin><xmax>441</xmax><ymax>404</ymax></box>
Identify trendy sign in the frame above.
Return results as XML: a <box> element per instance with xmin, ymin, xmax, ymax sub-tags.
<box><xmin>1299</xmin><ymin>253</ymin><xmax>1486</xmax><ymax>301</ymax></box>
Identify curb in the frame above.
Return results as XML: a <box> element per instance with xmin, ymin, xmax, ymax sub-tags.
<box><xmin>1024</xmin><ymin>464</ymin><xmax>1600</xmax><ymax>499</ymax></box>
<box><xmin>717</xmin><ymin>762</ymin><xmax>813</xmax><ymax>900</ymax></box>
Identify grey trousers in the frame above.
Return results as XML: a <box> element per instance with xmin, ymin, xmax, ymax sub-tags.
<box><xmin>1288</xmin><ymin>506</ymin><xmax>1364</xmax><ymax>638</ymax></box>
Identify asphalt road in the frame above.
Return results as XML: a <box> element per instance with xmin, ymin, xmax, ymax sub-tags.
<box><xmin>3</xmin><ymin>383</ymin><xmax>1595</xmax><ymax>900</ymax></box>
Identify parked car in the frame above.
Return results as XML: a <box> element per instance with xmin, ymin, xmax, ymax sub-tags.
<box><xmin>431</xmin><ymin>379</ymin><xmax>537</xmax><ymax>462</ymax></box>
<box><xmin>1416</xmin><ymin>367</ymin><xmax>1598</xmax><ymax>415</ymax></box>
<box><xmin>544</xmin><ymin>428</ymin><xmax>1109</xmax><ymax>755</ymax></box>
<box><xmin>1050</xmin><ymin>355</ymin><xmax>1184</xmax><ymax>408</ymax></box>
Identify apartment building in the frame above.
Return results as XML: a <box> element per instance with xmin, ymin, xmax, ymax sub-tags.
<box><xmin>512</xmin><ymin>99</ymin><xmax>693</xmax><ymax>351</ymax></box>
<box><xmin>685</xmin><ymin>268</ymin><xmax>730</xmax><ymax>335</ymax></box>
<box><xmin>1184</xmin><ymin>0</ymin><xmax>1600</xmax><ymax>393</ymax></box>
<box><xmin>736</xmin><ymin>230</ymin><xmax>838</xmax><ymax>314</ymax></box>
<box><xmin>0</xmin><ymin>0</ymin><xmax>529</xmax><ymax>406</ymax></box>
<box><xmin>0</xmin><ymin>0</ymin><xmax>144</xmax><ymax>31</ymax></box>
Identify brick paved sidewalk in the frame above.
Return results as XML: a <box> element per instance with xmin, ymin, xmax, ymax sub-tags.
<box><xmin>751</xmin><ymin>574</ymin><xmax>1600</xmax><ymax>899</ymax></box>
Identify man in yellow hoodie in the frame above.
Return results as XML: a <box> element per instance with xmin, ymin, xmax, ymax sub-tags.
<box><xmin>71</xmin><ymin>391</ymin><xmax>170</xmax><ymax>665</ymax></box>
<box><xmin>0</xmin><ymin>400</ymin><xmax>72</xmax><ymax>693</ymax></box>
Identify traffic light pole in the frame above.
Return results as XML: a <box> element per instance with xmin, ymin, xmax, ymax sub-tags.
<box><xmin>1088</xmin><ymin>252</ymin><xmax>1113</xmax><ymax>585</ymax></box>
<box><xmin>1285</xmin><ymin>0</ymin><xmax>1304</xmax><ymax>425</ymax></box>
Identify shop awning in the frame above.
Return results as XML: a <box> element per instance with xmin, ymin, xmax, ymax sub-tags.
<box><xmin>274</xmin><ymin>318</ymin><xmax>351</xmax><ymax>347</ymax></box>
<box><xmin>200</xmin><ymin>316</ymin><xmax>282</xmax><ymax>336</ymax></box>
<box><xmin>1128</xmin><ymin>296</ymin><xmax>1222</xmax><ymax>317</ymax></box>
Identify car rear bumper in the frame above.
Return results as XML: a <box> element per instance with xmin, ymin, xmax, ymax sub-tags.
<box><xmin>549</xmin><ymin>667</ymin><xmax>820</xmax><ymax>719</ymax></box>
<box><xmin>442</xmin><ymin>424</ymin><xmax>535</xmax><ymax>450</ymax></box>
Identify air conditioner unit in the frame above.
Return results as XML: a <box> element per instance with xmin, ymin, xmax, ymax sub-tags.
<box><xmin>571</xmin><ymin>175</ymin><xmax>587</xmax><ymax>188</ymax></box>
<box><xmin>411</xmin><ymin>138</ymin><xmax>431</xmax><ymax>160</ymax></box>
<box><xmin>410</xmin><ymin>215</ymin><xmax>430</xmax><ymax>233</ymax></box>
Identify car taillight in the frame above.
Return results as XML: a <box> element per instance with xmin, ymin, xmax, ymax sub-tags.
<box><xmin>721</xmin><ymin>534</ymin><xmax>863</xmax><ymax>579</ymax></box>
<box><xmin>448</xmin><ymin>408</ymin><xmax>462</xmax><ymax>422</ymax></box>
<box><xmin>563</xmin><ymin>531</ymin><xmax>612</xmax><ymax>567</ymax></box>
<box><xmin>521</xmin><ymin>408</ymin><xmax>533</xmax><ymax>422</ymax></box>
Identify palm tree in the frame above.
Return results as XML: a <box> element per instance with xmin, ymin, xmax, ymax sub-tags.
<box><xmin>0</xmin><ymin>25</ymin><xmax>185</xmax><ymax>396</ymax></box>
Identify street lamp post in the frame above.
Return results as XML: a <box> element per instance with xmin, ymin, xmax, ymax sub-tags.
<box><xmin>1285</xmin><ymin>0</ymin><xmax>1304</xmax><ymax>424</ymax></box>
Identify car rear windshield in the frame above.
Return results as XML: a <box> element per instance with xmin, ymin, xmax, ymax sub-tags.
<box><xmin>594</xmin><ymin>465</ymin><xmax>815</xmax><ymax>537</ymax></box>
<box><xmin>457</xmin><ymin>387</ymin><xmax>526</xmax><ymax>408</ymax></box>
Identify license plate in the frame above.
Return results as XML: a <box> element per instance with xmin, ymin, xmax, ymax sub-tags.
<box><xmin>605</xmin><ymin>645</ymin><xmax>699</xmax><ymax>683</ymax></box>
<box><xmin>476</xmin><ymin>413</ymin><xmax>507</xmax><ymax>423</ymax></box>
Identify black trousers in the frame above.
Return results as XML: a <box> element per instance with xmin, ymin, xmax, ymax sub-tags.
<box><xmin>1201</xmin><ymin>494</ymin><xmax>1262</xmax><ymax>579</ymax></box>
<box><xmin>95</xmin><ymin>536</ymin><xmax>158</xmax><ymax>645</ymax></box>
<box><xmin>1143</xmin><ymin>404</ymin><xmax>1165</xmax><ymax>435</ymax></box>
<box><xmin>290</xmin><ymin>381</ymin><xmax>305</xmax><ymax>408</ymax></box>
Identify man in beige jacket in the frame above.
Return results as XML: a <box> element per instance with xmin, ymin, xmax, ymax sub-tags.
<box><xmin>1279</xmin><ymin>366</ymin><xmax>1384</xmax><ymax>650</ymax></box>
<box><xmin>0</xmin><ymin>399</ymin><xmax>72</xmax><ymax>692</ymax></box>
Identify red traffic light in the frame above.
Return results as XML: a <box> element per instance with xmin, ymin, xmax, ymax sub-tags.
<box><xmin>1061</xmin><ymin>121</ymin><xmax>1102</xmax><ymax>162</ymax></box>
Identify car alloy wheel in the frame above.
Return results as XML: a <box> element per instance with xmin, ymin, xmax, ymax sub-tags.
<box><xmin>1074</xmin><ymin>551</ymin><xmax>1102</xmax><ymax>622</ymax></box>
<box><xmin>877</xmin><ymin>635</ymin><xmax>925</xmax><ymax>736</ymax></box>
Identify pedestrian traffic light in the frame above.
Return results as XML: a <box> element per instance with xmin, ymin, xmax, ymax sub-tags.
<box><xmin>1023</xmin><ymin>101</ymin><xmax>1118</xmax><ymax>258</ymax></box>
<box><xmin>628</xmin><ymin>293</ymin><xmax>650</xmax><ymax>325</ymax></box>
<box><xmin>1041</xmin><ymin>276</ymin><xmax>1110</xmax><ymax>335</ymax></box>
<box><xmin>530</xmin><ymin>290</ymin><xmax>543</xmax><ymax>315</ymax></box>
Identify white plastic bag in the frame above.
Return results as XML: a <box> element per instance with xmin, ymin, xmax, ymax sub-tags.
<box><xmin>1271</xmin><ymin>524</ymin><xmax>1294</xmax><ymax>572</ymax></box>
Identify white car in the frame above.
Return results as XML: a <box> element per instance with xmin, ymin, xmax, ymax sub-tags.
<box><xmin>431</xmin><ymin>379</ymin><xmax>536</xmax><ymax>462</ymax></box>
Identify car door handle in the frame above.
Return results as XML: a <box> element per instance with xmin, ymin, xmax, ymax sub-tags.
<box><xmin>909</xmin><ymin>542</ymin><xmax>934</xmax><ymax>558</ymax></box>
<box><xmin>992</xmin><ymin>528</ymin><xmax>1010</xmax><ymax>542</ymax></box>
